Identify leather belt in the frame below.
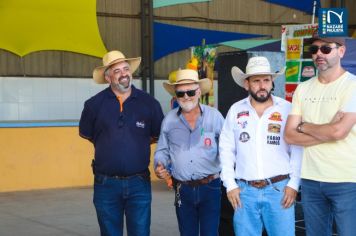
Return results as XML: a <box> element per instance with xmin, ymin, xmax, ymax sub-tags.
<box><xmin>96</xmin><ymin>169</ymin><xmax>150</xmax><ymax>180</ymax></box>
<box><xmin>239</xmin><ymin>174</ymin><xmax>289</xmax><ymax>189</ymax></box>
<box><xmin>175</xmin><ymin>174</ymin><xmax>220</xmax><ymax>187</ymax></box>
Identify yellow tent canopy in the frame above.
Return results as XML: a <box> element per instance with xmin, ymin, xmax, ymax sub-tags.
<box><xmin>0</xmin><ymin>0</ymin><xmax>107</xmax><ymax>57</ymax></box>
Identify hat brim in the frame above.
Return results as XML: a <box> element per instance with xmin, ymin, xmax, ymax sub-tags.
<box><xmin>93</xmin><ymin>57</ymin><xmax>141</xmax><ymax>84</ymax></box>
<box><xmin>231</xmin><ymin>66</ymin><xmax>285</xmax><ymax>88</ymax></box>
<box><xmin>163</xmin><ymin>78</ymin><xmax>212</xmax><ymax>97</ymax></box>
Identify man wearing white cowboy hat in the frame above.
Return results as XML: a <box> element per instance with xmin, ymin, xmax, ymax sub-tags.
<box><xmin>219</xmin><ymin>56</ymin><xmax>302</xmax><ymax>236</ymax></box>
<box><xmin>154</xmin><ymin>69</ymin><xmax>224</xmax><ymax>236</ymax></box>
<box><xmin>79</xmin><ymin>50</ymin><xmax>164</xmax><ymax>236</ymax></box>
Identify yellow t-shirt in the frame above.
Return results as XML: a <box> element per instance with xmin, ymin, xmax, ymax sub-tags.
<box><xmin>291</xmin><ymin>72</ymin><xmax>356</xmax><ymax>182</ymax></box>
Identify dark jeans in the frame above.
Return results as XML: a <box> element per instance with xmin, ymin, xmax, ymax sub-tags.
<box><xmin>175</xmin><ymin>178</ymin><xmax>221</xmax><ymax>236</ymax></box>
<box><xmin>301</xmin><ymin>179</ymin><xmax>356</xmax><ymax>236</ymax></box>
<box><xmin>93</xmin><ymin>174</ymin><xmax>151</xmax><ymax>236</ymax></box>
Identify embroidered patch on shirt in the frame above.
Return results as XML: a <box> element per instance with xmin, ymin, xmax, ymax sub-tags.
<box><xmin>237</xmin><ymin>111</ymin><xmax>249</xmax><ymax>119</ymax></box>
<box><xmin>268</xmin><ymin>123</ymin><xmax>281</xmax><ymax>133</ymax></box>
<box><xmin>136</xmin><ymin>121</ymin><xmax>145</xmax><ymax>128</ymax></box>
<box><xmin>237</xmin><ymin>120</ymin><xmax>248</xmax><ymax>129</ymax></box>
<box><xmin>267</xmin><ymin>135</ymin><xmax>280</xmax><ymax>145</ymax></box>
<box><xmin>268</xmin><ymin>112</ymin><xmax>282</xmax><ymax>121</ymax></box>
<box><xmin>239</xmin><ymin>132</ymin><xmax>250</xmax><ymax>143</ymax></box>
<box><xmin>204</xmin><ymin>137</ymin><xmax>212</xmax><ymax>147</ymax></box>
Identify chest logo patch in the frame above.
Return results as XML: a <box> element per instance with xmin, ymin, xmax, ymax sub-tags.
<box><xmin>268</xmin><ymin>123</ymin><xmax>281</xmax><ymax>133</ymax></box>
<box><xmin>237</xmin><ymin>111</ymin><xmax>249</xmax><ymax>119</ymax></box>
<box><xmin>204</xmin><ymin>137</ymin><xmax>212</xmax><ymax>147</ymax></box>
<box><xmin>269</xmin><ymin>112</ymin><xmax>282</xmax><ymax>121</ymax></box>
<box><xmin>237</xmin><ymin>120</ymin><xmax>248</xmax><ymax>129</ymax></box>
<box><xmin>239</xmin><ymin>132</ymin><xmax>250</xmax><ymax>143</ymax></box>
<box><xmin>136</xmin><ymin>121</ymin><xmax>145</xmax><ymax>128</ymax></box>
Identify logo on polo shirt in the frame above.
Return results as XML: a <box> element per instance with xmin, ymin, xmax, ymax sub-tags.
<box><xmin>269</xmin><ymin>112</ymin><xmax>282</xmax><ymax>121</ymax></box>
<box><xmin>237</xmin><ymin>111</ymin><xmax>249</xmax><ymax>119</ymax></box>
<box><xmin>268</xmin><ymin>123</ymin><xmax>281</xmax><ymax>134</ymax></box>
<box><xmin>239</xmin><ymin>132</ymin><xmax>250</xmax><ymax>143</ymax></box>
<box><xmin>237</xmin><ymin>120</ymin><xmax>248</xmax><ymax>129</ymax></box>
<box><xmin>136</xmin><ymin>121</ymin><xmax>145</xmax><ymax>128</ymax></box>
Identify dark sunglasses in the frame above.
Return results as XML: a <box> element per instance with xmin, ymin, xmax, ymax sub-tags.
<box><xmin>309</xmin><ymin>45</ymin><xmax>339</xmax><ymax>55</ymax></box>
<box><xmin>175</xmin><ymin>88</ymin><xmax>199</xmax><ymax>98</ymax></box>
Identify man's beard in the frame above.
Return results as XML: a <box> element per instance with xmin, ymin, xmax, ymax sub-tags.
<box><xmin>115</xmin><ymin>76</ymin><xmax>132</xmax><ymax>93</ymax></box>
<box><xmin>249</xmin><ymin>89</ymin><xmax>272</xmax><ymax>103</ymax></box>
<box><xmin>178</xmin><ymin>99</ymin><xmax>199</xmax><ymax>112</ymax></box>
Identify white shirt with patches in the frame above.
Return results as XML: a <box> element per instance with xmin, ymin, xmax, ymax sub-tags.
<box><xmin>219</xmin><ymin>95</ymin><xmax>302</xmax><ymax>192</ymax></box>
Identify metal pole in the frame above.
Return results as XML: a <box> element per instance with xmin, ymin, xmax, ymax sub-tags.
<box><xmin>312</xmin><ymin>1</ymin><xmax>317</xmax><ymax>24</ymax></box>
<box><xmin>148</xmin><ymin>0</ymin><xmax>154</xmax><ymax>96</ymax></box>
<box><xmin>140</xmin><ymin>0</ymin><xmax>147</xmax><ymax>92</ymax></box>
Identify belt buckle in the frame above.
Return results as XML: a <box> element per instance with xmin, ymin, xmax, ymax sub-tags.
<box><xmin>251</xmin><ymin>180</ymin><xmax>267</xmax><ymax>188</ymax></box>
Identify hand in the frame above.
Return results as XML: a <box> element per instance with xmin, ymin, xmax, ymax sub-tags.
<box><xmin>154</xmin><ymin>162</ymin><xmax>170</xmax><ymax>180</ymax></box>
<box><xmin>227</xmin><ymin>188</ymin><xmax>242</xmax><ymax>210</ymax></box>
<box><xmin>281</xmin><ymin>186</ymin><xmax>297</xmax><ymax>208</ymax></box>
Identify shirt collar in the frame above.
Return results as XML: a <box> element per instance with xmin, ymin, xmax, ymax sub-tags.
<box><xmin>245</xmin><ymin>95</ymin><xmax>281</xmax><ymax>107</ymax></box>
<box><xmin>106</xmin><ymin>85</ymin><xmax>138</xmax><ymax>99</ymax></box>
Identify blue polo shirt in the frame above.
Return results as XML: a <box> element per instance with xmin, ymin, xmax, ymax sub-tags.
<box><xmin>79</xmin><ymin>85</ymin><xmax>164</xmax><ymax>176</ymax></box>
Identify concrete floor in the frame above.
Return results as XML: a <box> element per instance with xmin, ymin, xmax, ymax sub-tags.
<box><xmin>0</xmin><ymin>182</ymin><xmax>179</xmax><ymax>236</ymax></box>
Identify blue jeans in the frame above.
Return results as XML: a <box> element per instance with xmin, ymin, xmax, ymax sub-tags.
<box><xmin>233</xmin><ymin>179</ymin><xmax>295</xmax><ymax>236</ymax></box>
<box><xmin>301</xmin><ymin>179</ymin><xmax>356</xmax><ymax>236</ymax></box>
<box><xmin>93</xmin><ymin>174</ymin><xmax>151</xmax><ymax>236</ymax></box>
<box><xmin>175</xmin><ymin>178</ymin><xmax>221</xmax><ymax>236</ymax></box>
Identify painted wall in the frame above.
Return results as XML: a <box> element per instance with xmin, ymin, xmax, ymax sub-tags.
<box><xmin>0</xmin><ymin>126</ymin><xmax>160</xmax><ymax>192</ymax></box>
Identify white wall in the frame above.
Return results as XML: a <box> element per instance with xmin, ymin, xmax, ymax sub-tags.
<box><xmin>0</xmin><ymin>77</ymin><xmax>218</xmax><ymax>121</ymax></box>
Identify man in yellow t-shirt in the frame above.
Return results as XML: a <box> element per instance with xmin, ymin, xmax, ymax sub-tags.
<box><xmin>285</xmin><ymin>33</ymin><xmax>356</xmax><ymax>236</ymax></box>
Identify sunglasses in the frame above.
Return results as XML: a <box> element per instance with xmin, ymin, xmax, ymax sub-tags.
<box><xmin>175</xmin><ymin>88</ymin><xmax>199</xmax><ymax>98</ymax></box>
<box><xmin>309</xmin><ymin>45</ymin><xmax>339</xmax><ymax>55</ymax></box>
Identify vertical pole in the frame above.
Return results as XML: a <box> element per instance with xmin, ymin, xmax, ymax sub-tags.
<box><xmin>140</xmin><ymin>0</ymin><xmax>147</xmax><ymax>92</ymax></box>
<box><xmin>312</xmin><ymin>1</ymin><xmax>317</xmax><ymax>24</ymax></box>
<box><xmin>148</xmin><ymin>0</ymin><xmax>155</xmax><ymax>96</ymax></box>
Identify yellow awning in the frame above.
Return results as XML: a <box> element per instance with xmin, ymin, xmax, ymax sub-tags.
<box><xmin>0</xmin><ymin>0</ymin><xmax>107</xmax><ymax>57</ymax></box>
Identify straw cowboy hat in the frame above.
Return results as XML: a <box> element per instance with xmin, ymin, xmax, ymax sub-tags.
<box><xmin>163</xmin><ymin>69</ymin><xmax>212</xmax><ymax>96</ymax></box>
<box><xmin>93</xmin><ymin>50</ymin><xmax>141</xmax><ymax>84</ymax></box>
<box><xmin>231</xmin><ymin>56</ymin><xmax>285</xmax><ymax>88</ymax></box>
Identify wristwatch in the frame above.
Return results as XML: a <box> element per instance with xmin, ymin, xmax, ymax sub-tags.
<box><xmin>297</xmin><ymin>122</ymin><xmax>304</xmax><ymax>133</ymax></box>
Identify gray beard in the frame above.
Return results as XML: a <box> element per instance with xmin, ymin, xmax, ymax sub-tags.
<box><xmin>178</xmin><ymin>99</ymin><xmax>199</xmax><ymax>112</ymax></box>
<box><xmin>115</xmin><ymin>79</ymin><xmax>132</xmax><ymax>93</ymax></box>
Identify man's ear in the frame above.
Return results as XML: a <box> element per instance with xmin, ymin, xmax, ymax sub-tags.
<box><xmin>104</xmin><ymin>74</ymin><xmax>111</xmax><ymax>83</ymax></box>
<box><xmin>338</xmin><ymin>45</ymin><xmax>346</xmax><ymax>59</ymax></box>
<box><xmin>243</xmin><ymin>79</ymin><xmax>249</xmax><ymax>91</ymax></box>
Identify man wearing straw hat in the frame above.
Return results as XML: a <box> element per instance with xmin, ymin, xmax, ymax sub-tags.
<box><xmin>79</xmin><ymin>50</ymin><xmax>164</xmax><ymax>236</ymax></box>
<box><xmin>154</xmin><ymin>69</ymin><xmax>224</xmax><ymax>236</ymax></box>
<box><xmin>285</xmin><ymin>33</ymin><xmax>356</xmax><ymax>236</ymax></box>
<box><xmin>219</xmin><ymin>56</ymin><xmax>302</xmax><ymax>236</ymax></box>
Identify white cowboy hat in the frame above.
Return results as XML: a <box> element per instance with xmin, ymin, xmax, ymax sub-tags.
<box><xmin>93</xmin><ymin>50</ymin><xmax>141</xmax><ymax>84</ymax></box>
<box><xmin>163</xmin><ymin>69</ymin><xmax>212</xmax><ymax>96</ymax></box>
<box><xmin>231</xmin><ymin>56</ymin><xmax>285</xmax><ymax>88</ymax></box>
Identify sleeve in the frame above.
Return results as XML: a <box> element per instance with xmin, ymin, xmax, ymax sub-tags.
<box><xmin>289</xmin><ymin>84</ymin><xmax>302</xmax><ymax>116</ymax></box>
<box><xmin>153</xmin><ymin>118</ymin><xmax>171</xmax><ymax>170</ymax></box>
<box><xmin>286</xmin><ymin>144</ymin><xmax>303</xmax><ymax>191</ymax></box>
<box><xmin>341</xmin><ymin>84</ymin><xmax>356</xmax><ymax>113</ymax></box>
<box><xmin>79</xmin><ymin>100</ymin><xmax>95</xmax><ymax>142</ymax></box>
<box><xmin>219</xmin><ymin>106</ymin><xmax>239</xmax><ymax>192</ymax></box>
<box><xmin>151</xmin><ymin>99</ymin><xmax>165</xmax><ymax>138</ymax></box>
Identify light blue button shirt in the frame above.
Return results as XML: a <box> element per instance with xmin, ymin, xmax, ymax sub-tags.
<box><xmin>154</xmin><ymin>104</ymin><xmax>224</xmax><ymax>181</ymax></box>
